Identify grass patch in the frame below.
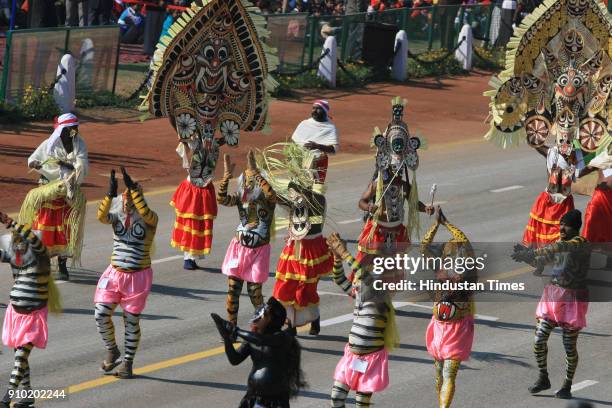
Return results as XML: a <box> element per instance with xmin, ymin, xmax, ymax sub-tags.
<box><xmin>406</xmin><ymin>49</ymin><xmax>466</xmax><ymax>78</ymax></box>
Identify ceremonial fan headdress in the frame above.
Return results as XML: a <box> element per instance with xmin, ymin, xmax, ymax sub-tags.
<box><xmin>484</xmin><ymin>0</ymin><xmax>612</xmax><ymax>158</ymax></box>
<box><xmin>371</xmin><ymin>96</ymin><xmax>422</xmax><ymax>239</ymax></box>
<box><xmin>142</xmin><ymin>0</ymin><xmax>278</xmax><ymax>146</ymax></box>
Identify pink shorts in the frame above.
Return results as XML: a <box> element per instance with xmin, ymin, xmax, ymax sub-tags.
<box><xmin>221</xmin><ymin>238</ymin><xmax>270</xmax><ymax>284</ymax></box>
<box><xmin>426</xmin><ymin>315</ymin><xmax>474</xmax><ymax>361</ymax></box>
<box><xmin>333</xmin><ymin>343</ymin><xmax>389</xmax><ymax>393</ymax></box>
<box><xmin>536</xmin><ymin>284</ymin><xmax>588</xmax><ymax>330</ymax></box>
<box><xmin>94</xmin><ymin>265</ymin><xmax>153</xmax><ymax>314</ymax></box>
<box><xmin>2</xmin><ymin>304</ymin><xmax>48</xmax><ymax>349</ymax></box>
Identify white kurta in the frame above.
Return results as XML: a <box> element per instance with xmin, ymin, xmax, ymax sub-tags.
<box><xmin>291</xmin><ymin>117</ymin><xmax>339</xmax><ymax>154</ymax></box>
<box><xmin>28</xmin><ymin>135</ymin><xmax>89</xmax><ymax>185</ymax></box>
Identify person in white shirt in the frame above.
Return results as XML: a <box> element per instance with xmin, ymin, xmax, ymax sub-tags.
<box><xmin>291</xmin><ymin>99</ymin><xmax>339</xmax><ymax>184</ymax></box>
<box><xmin>22</xmin><ymin>113</ymin><xmax>88</xmax><ymax>280</ymax></box>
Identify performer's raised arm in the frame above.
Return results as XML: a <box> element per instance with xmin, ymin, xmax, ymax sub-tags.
<box><xmin>327</xmin><ymin>233</ymin><xmax>356</xmax><ymax>295</ymax></box>
<box><xmin>0</xmin><ymin>212</ymin><xmax>47</xmax><ymax>257</ymax></box>
<box><xmin>246</xmin><ymin>150</ymin><xmax>277</xmax><ymax>204</ymax></box>
<box><xmin>420</xmin><ymin>214</ymin><xmax>441</xmax><ymax>258</ymax></box>
<box><xmin>98</xmin><ymin>169</ymin><xmax>118</xmax><ymax>225</ymax></box>
<box><xmin>122</xmin><ymin>167</ymin><xmax>158</xmax><ymax>227</ymax></box>
<box><xmin>217</xmin><ymin>154</ymin><xmax>239</xmax><ymax>207</ymax></box>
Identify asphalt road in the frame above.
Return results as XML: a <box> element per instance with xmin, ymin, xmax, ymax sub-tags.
<box><xmin>0</xmin><ymin>139</ymin><xmax>610</xmax><ymax>408</ymax></box>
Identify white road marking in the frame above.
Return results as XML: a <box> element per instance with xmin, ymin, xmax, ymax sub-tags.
<box><xmin>319</xmin><ymin>290</ymin><xmax>351</xmax><ymax>297</ymax></box>
<box><xmin>152</xmin><ymin>255</ymin><xmax>183</xmax><ymax>265</ymax></box>
<box><xmin>320</xmin><ymin>313</ymin><xmax>354</xmax><ymax>327</ymax></box>
<box><xmin>338</xmin><ymin>218</ymin><xmax>363</xmax><ymax>225</ymax></box>
<box><xmin>571</xmin><ymin>380</ymin><xmax>599</xmax><ymax>392</ymax></box>
<box><xmin>393</xmin><ymin>301</ymin><xmax>499</xmax><ymax>321</ymax></box>
<box><xmin>490</xmin><ymin>185</ymin><xmax>524</xmax><ymax>193</ymax></box>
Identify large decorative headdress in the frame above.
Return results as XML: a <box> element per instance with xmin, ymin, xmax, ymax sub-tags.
<box><xmin>142</xmin><ymin>0</ymin><xmax>278</xmax><ymax>146</ymax></box>
<box><xmin>484</xmin><ymin>0</ymin><xmax>612</xmax><ymax>157</ymax></box>
<box><xmin>372</xmin><ymin>97</ymin><xmax>422</xmax><ymax>239</ymax></box>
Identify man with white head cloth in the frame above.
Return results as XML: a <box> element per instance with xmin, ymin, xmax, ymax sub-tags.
<box><xmin>291</xmin><ymin>100</ymin><xmax>339</xmax><ymax>184</ymax></box>
<box><xmin>21</xmin><ymin>113</ymin><xmax>88</xmax><ymax>281</ymax></box>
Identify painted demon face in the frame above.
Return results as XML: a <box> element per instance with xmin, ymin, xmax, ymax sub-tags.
<box><xmin>196</xmin><ymin>93</ymin><xmax>221</xmax><ymax>120</ymax></box>
<box><xmin>566</xmin><ymin>0</ymin><xmax>589</xmax><ymax>17</ymax></box>
<box><xmin>196</xmin><ymin>37</ymin><xmax>231</xmax><ymax>92</ymax></box>
<box><xmin>555</xmin><ymin>107</ymin><xmax>577</xmax><ymax>146</ymax></box>
<box><xmin>226</xmin><ymin>70</ymin><xmax>252</xmax><ymax>97</ymax></box>
<box><xmin>288</xmin><ymin>188</ymin><xmax>310</xmax><ymax>240</ymax></box>
<box><xmin>392</xmin><ymin>104</ymin><xmax>404</xmax><ymax>121</ymax></box>
<box><xmin>563</xmin><ymin>29</ymin><xmax>584</xmax><ymax>55</ymax></box>
<box><xmin>436</xmin><ymin>301</ymin><xmax>457</xmax><ymax>321</ymax></box>
<box><xmin>555</xmin><ymin>68</ymin><xmax>587</xmax><ymax>103</ymax></box>
<box><xmin>388</xmin><ymin>125</ymin><xmax>408</xmax><ymax>154</ymax></box>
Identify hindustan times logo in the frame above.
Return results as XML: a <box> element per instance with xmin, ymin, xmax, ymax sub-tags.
<box><xmin>372</xmin><ymin>253</ymin><xmax>488</xmax><ymax>275</ymax></box>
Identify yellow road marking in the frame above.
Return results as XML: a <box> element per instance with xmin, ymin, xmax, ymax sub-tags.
<box><xmin>66</xmin><ymin>263</ymin><xmax>534</xmax><ymax>396</ymax></box>
<box><xmin>67</xmin><ymin>345</ymin><xmax>230</xmax><ymax>394</ymax></box>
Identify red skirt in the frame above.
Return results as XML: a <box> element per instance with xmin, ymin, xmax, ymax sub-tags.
<box><xmin>356</xmin><ymin>219</ymin><xmax>408</xmax><ymax>262</ymax></box>
<box><xmin>583</xmin><ymin>187</ymin><xmax>612</xmax><ymax>243</ymax></box>
<box><xmin>312</xmin><ymin>153</ymin><xmax>329</xmax><ymax>184</ymax></box>
<box><xmin>273</xmin><ymin>235</ymin><xmax>333</xmax><ymax>309</ymax></box>
<box><xmin>170</xmin><ymin>179</ymin><xmax>217</xmax><ymax>255</ymax></box>
<box><xmin>523</xmin><ymin>191</ymin><xmax>574</xmax><ymax>247</ymax></box>
<box><xmin>32</xmin><ymin>198</ymin><xmax>71</xmax><ymax>256</ymax></box>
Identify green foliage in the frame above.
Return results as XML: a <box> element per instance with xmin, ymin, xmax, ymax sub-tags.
<box><xmin>20</xmin><ymin>85</ymin><xmax>60</xmax><ymax>121</ymax></box>
<box><xmin>272</xmin><ymin>71</ymin><xmax>327</xmax><ymax>97</ymax></box>
<box><xmin>272</xmin><ymin>62</ymin><xmax>375</xmax><ymax>97</ymax></box>
<box><xmin>75</xmin><ymin>91</ymin><xmax>136</xmax><ymax>109</ymax></box>
<box><xmin>336</xmin><ymin>62</ymin><xmax>376</xmax><ymax>86</ymax></box>
<box><xmin>406</xmin><ymin>50</ymin><xmax>465</xmax><ymax>78</ymax></box>
<box><xmin>0</xmin><ymin>102</ymin><xmax>24</xmax><ymax>124</ymax></box>
<box><xmin>0</xmin><ymin>87</ymin><xmax>137</xmax><ymax>124</ymax></box>
<box><xmin>472</xmin><ymin>46</ymin><xmax>505</xmax><ymax>71</ymax></box>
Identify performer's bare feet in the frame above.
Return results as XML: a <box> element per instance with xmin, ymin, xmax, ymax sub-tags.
<box><xmin>100</xmin><ymin>346</ymin><xmax>122</xmax><ymax>374</ymax></box>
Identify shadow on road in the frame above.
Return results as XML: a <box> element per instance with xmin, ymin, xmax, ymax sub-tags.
<box><xmin>150</xmin><ymin>283</ymin><xmax>227</xmax><ymax>300</ymax></box>
<box><xmin>136</xmin><ymin>376</ymin><xmax>355</xmax><ymax>403</ymax></box>
<box><xmin>60</xmin><ymin>308</ymin><xmax>181</xmax><ymax>321</ymax></box>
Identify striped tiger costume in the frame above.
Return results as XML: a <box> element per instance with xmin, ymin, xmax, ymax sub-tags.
<box><xmin>329</xmin><ymin>245</ymin><xmax>396</xmax><ymax>408</ymax></box>
<box><xmin>514</xmin><ymin>219</ymin><xmax>590</xmax><ymax>400</ymax></box>
<box><xmin>218</xmin><ymin>166</ymin><xmax>276</xmax><ymax>324</ymax></box>
<box><xmin>94</xmin><ymin>187</ymin><xmax>157</xmax><ymax>378</ymax></box>
<box><xmin>421</xmin><ymin>217</ymin><xmax>476</xmax><ymax>408</ymax></box>
<box><xmin>0</xmin><ymin>219</ymin><xmax>56</xmax><ymax>407</ymax></box>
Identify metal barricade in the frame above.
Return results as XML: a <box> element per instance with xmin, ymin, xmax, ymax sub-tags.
<box><xmin>0</xmin><ymin>25</ymin><xmax>120</xmax><ymax>103</ymax></box>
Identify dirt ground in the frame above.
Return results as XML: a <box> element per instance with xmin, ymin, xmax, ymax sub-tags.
<box><xmin>0</xmin><ymin>72</ymin><xmax>491</xmax><ymax>212</ymax></box>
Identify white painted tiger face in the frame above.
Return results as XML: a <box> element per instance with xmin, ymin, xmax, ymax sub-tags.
<box><xmin>288</xmin><ymin>188</ymin><xmax>310</xmax><ymax>240</ymax></box>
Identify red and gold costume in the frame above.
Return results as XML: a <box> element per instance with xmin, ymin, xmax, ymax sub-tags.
<box><xmin>142</xmin><ymin>0</ymin><xmax>277</xmax><ymax>263</ymax></box>
<box><xmin>272</xmin><ymin>181</ymin><xmax>333</xmax><ymax>327</ymax></box>
<box><xmin>358</xmin><ymin>97</ymin><xmax>425</xmax><ymax>263</ymax></box>
<box><xmin>583</xmin><ymin>170</ymin><xmax>612</xmax><ymax>243</ymax></box>
<box><xmin>484</xmin><ymin>0</ymin><xmax>612</xmax><ymax>249</ymax></box>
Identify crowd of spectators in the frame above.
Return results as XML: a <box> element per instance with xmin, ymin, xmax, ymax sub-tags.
<box><xmin>256</xmin><ymin>0</ymin><xmax>426</xmax><ymax>15</ymax></box>
<box><xmin>0</xmin><ymin>0</ymin><xmax>190</xmax><ymax>41</ymax></box>
<box><xmin>0</xmin><ymin>0</ymin><xmax>542</xmax><ymax>52</ymax></box>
